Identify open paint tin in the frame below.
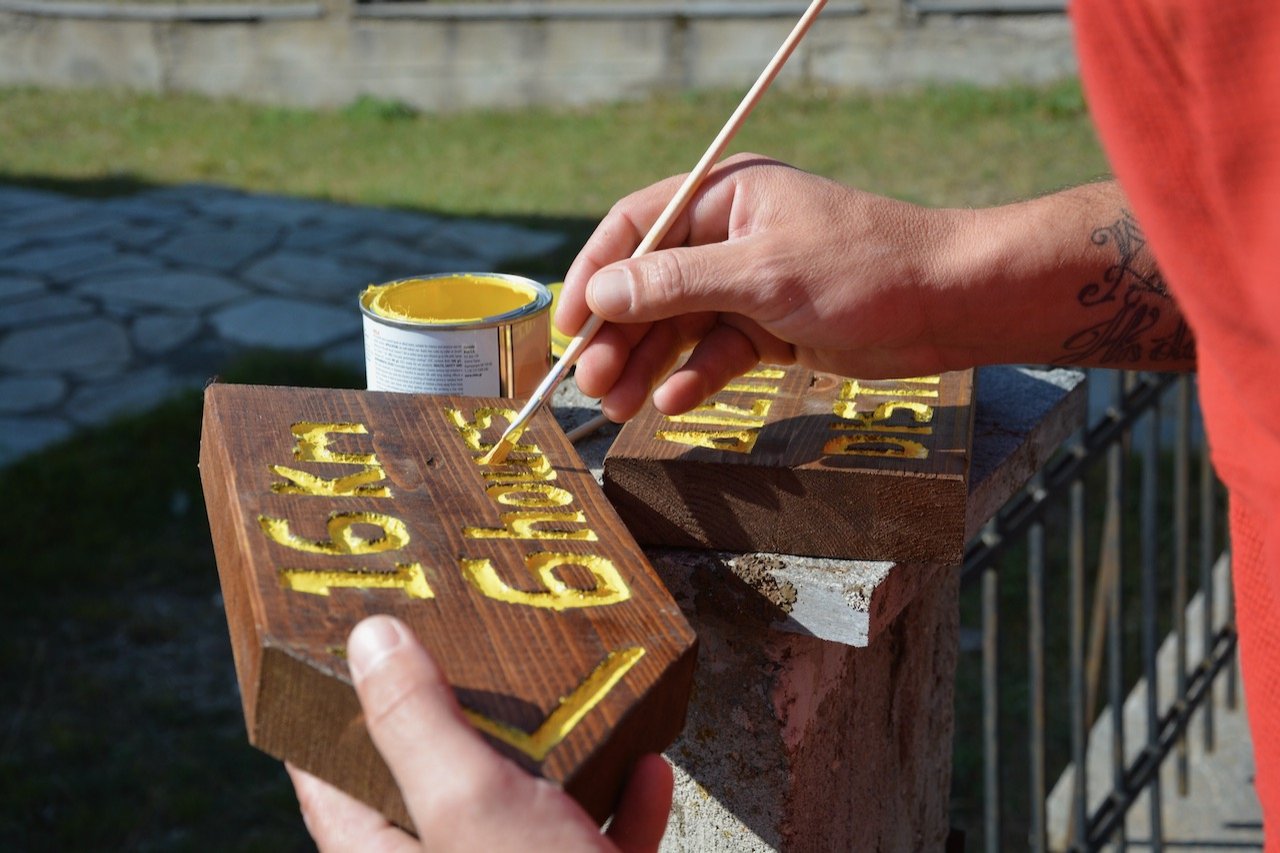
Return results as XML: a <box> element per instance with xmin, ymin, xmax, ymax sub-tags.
<box><xmin>360</xmin><ymin>273</ymin><xmax>552</xmax><ymax>396</ymax></box>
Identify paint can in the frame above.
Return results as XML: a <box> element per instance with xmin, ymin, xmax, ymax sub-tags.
<box><xmin>360</xmin><ymin>273</ymin><xmax>552</xmax><ymax>396</ymax></box>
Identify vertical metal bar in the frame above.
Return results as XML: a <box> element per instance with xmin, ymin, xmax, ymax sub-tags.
<box><xmin>1028</xmin><ymin>507</ymin><xmax>1047</xmax><ymax>853</ymax></box>
<box><xmin>1199</xmin><ymin>395</ymin><xmax>1215</xmax><ymax>752</ymax></box>
<box><xmin>1141</xmin><ymin>398</ymin><xmax>1164</xmax><ymax>851</ymax></box>
<box><xmin>983</xmin><ymin>556</ymin><xmax>1001</xmax><ymax>853</ymax></box>
<box><xmin>1108</xmin><ymin>371</ymin><xmax>1129</xmax><ymax>852</ymax></box>
<box><xmin>1173</xmin><ymin>377</ymin><xmax>1190</xmax><ymax>795</ymax></box>
<box><xmin>1227</xmin><ymin>536</ymin><xmax>1239</xmax><ymax>712</ymax></box>
<box><xmin>1069</xmin><ymin>474</ymin><xmax>1089</xmax><ymax>845</ymax></box>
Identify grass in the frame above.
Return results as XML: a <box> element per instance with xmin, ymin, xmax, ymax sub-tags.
<box><xmin>0</xmin><ymin>79</ymin><xmax>1112</xmax><ymax>848</ymax></box>
<box><xmin>0</xmin><ymin>354</ymin><xmax>363</xmax><ymax>851</ymax></box>
<box><xmin>0</xmin><ymin>80</ymin><xmax>1106</xmax><ymax>218</ymax></box>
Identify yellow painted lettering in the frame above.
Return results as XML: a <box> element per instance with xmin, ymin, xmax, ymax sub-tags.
<box><xmin>665</xmin><ymin>399</ymin><xmax>772</xmax><ymax>427</ymax></box>
<box><xmin>269</xmin><ymin>464</ymin><xmax>391</xmax><ymax>498</ymax></box>
<box><xmin>460</xmin><ymin>552</ymin><xmax>629</xmax><ymax>610</ymax></box>
<box><xmin>656</xmin><ymin>428</ymin><xmax>759</xmax><ymax>454</ymax></box>
<box><xmin>291</xmin><ymin>422</ymin><xmax>378</xmax><ymax>465</ymax></box>
<box><xmin>279</xmin><ymin>562</ymin><xmax>434</xmax><ymax>599</ymax></box>
<box><xmin>258</xmin><ymin>511</ymin><xmax>410</xmax><ymax>554</ymax></box>
<box><xmin>464</xmin><ymin>647</ymin><xmax>645</xmax><ymax>761</ymax></box>
<box><xmin>481</xmin><ymin>454</ymin><xmax>557</xmax><ymax>486</ymax></box>
<box><xmin>831</xmin><ymin>399</ymin><xmax>935</xmax><ymax>430</ymax></box>
<box><xmin>485</xmin><ymin>483</ymin><xmax>575</xmax><ymax>508</ymax></box>
<box><xmin>463</xmin><ymin>511</ymin><xmax>598</xmax><ymax>541</ymax></box>
<box><xmin>823</xmin><ymin>433</ymin><xmax>930</xmax><ymax>459</ymax></box>
<box><xmin>444</xmin><ymin>407</ymin><xmax>536</xmax><ymax>456</ymax></box>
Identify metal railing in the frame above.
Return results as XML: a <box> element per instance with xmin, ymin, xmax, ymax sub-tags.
<box><xmin>955</xmin><ymin>369</ymin><xmax>1239</xmax><ymax>851</ymax></box>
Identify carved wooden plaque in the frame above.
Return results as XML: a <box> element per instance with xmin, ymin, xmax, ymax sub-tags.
<box><xmin>604</xmin><ymin>367</ymin><xmax>975</xmax><ymax>563</ymax></box>
<box><xmin>199</xmin><ymin>384</ymin><xmax>697</xmax><ymax>829</ymax></box>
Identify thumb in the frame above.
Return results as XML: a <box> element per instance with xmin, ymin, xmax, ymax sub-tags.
<box><xmin>587</xmin><ymin>241</ymin><xmax>775</xmax><ymax>324</ymax></box>
<box><xmin>346</xmin><ymin>615</ymin><xmax>511</xmax><ymax>842</ymax></box>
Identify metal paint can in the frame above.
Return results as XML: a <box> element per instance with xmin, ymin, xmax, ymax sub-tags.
<box><xmin>360</xmin><ymin>273</ymin><xmax>552</xmax><ymax>396</ymax></box>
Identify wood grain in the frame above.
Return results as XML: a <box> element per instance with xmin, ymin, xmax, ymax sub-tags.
<box><xmin>199</xmin><ymin>384</ymin><xmax>697</xmax><ymax>829</ymax></box>
<box><xmin>604</xmin><ymin>367</ymin><xmax>975</xmax><ymax>563</ymax></box>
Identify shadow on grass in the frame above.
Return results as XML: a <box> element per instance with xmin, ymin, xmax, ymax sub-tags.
<box><xmin>0</xmin><ymin>353</ymin><xmax>365</xmax><ymax>851</ymax></box>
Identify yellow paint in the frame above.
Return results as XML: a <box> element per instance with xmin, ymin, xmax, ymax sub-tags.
<box><xmin>291</xmin><ymin>422</ymin><xmax>378</xmax><ymax>465</ymax></box>
<box><xmin>461</xmin><ymin>552</ymin><xmax>629</xmax><ymax>610</ymax></box>
<box><xmin>280</xmin><ymin>562</ymin><xmax>434</xmax><ymax>599</ymax></box>
<box><xmin>481</xmin><ymin>454</ymin><xmax>557</xmax><ymax>486</ymax></box>
<box><xmin>363</xmin><ymin>275</ymin><xmax>534</xmax><ymax>324</ymax></box>
<box><xmin>657</xmin><ymin>428</ymin><xmax>760</xmax><ymax>454</ymax></box>
<box><xmin>445</xmin><ymin>407</ymin><xmax>536</xmax><ymax>456</ymax></box>
<box><xmin>464</xmin><ymin>510</ymin><xmax>599</xmax><ymax>541</ymax></box>
<box><xmin>836</xmin><ymin>378</ymin><xmax>939</xmax><ymax>401</ymax></box>
<box><xmin>270</xmin><ymin>464</ymin><xmax>391</xmax><ymax>498</ymax></box>
<box><xmin>546</xmin><ymin>281</ymin><xmax>571</xmax><ymax>359</ymax></box>
<box><xmin>464</xmin><ymin>647</ymin><xmax>645</xmax><ymax>761</ymax></box>
<box><xmin>831</xmin><ymin>399</ymin><xmax>935</xmax><ymax>431</ymax></box>
<box><xmin>723</xmin><ymin>366</ymin><xmax>785</xmax><ymax>394</ymax></box>
<box><xmin>485</xmin><ymin>483</ymin><xmax>576</xmax><ymax>508</ymax></box>
<box><xmin>258</xmin><ymin>511</ymin><xmax>410</xmax><ymax>555</ymax></box>
<box><xmin>823</xmin><ymin>433</ymin><xmax>929</xmax><ymax>459</ymax></box>
<box><xmin>665</xmin><ymin>399</ymin><xmax>772</xmax><ymax>427</ymax></box>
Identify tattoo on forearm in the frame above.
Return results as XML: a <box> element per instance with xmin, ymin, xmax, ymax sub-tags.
<box><xmin>1055</xmin><ymin>210</ymin><xmax>1194</xmax><ymax>365</ymax></box>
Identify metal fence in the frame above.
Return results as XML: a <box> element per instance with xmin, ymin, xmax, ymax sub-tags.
<box><xmin>956</xmin><ymin>370</ymin><xmax>1239</xmax><ymax>851</ymax></box>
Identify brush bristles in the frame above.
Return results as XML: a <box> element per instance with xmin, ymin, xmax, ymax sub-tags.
<box><xmin>479</xmin><ymin>436</ymin><xmax>516</xmax><ymax>466</ymax></box>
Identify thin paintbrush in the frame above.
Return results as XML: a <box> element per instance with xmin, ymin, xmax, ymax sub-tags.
<box><xmin>482</xmin><ymin>0</ymin><xmax>830</xmax><ymax>465</ymax></box>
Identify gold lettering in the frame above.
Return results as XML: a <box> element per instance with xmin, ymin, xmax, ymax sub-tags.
<box><xmin>836</xmin><ymin>378</ymin><xmax>940</xmax><ymax>404</ymax></box>
<box><xmin>463</xmin><ymin>511</ymin><xmax>599</xmax><ymax>541</ymax></box>
<box><xmin>485</xmin><ymin>483</ymin><xmax>576</xmax><ymax>508</ymax></box>
<box><xmin>481</xmin><ymin>454</ymin><xmax>557</xmax><ymax>486</ymax></box>
<box><xmin>823</xmin><ymin>433</ymin><xmax>930</xmax><ymax>459</ymax></box>
<box><xmin>258</xmin><ymin>511</ymin><xmax>410</xmax><ymax>554</ymax></box>
<box><xmin>656</xmin><ymin>428</ymin><xmax>759</xmax><ymax>454</ymax></box>
<box><xmin>291</xmin><ymin>422</ymin><xmax>378</xmax><ymax>465</ymax></box>
<box><xmin>665</xmin><ymin>399</ymin><xmax>772</xmax><ymax>427</ymax></box>
<box><xmin>723</xmin><ymin>366</ymin><xmax>785</xmax><ymax>394</ymax></box>
<box><xmin>460</xmin><ymin>552</ymin><xmax>629</xmax><ymax>610</ymax></box>
<box><xmin>831</xmin><ymin>400</ymin><xmax>935</xmax><ymax>432</ymax></box>
<box><xmin>444</xmin><ymin>407</ymin><xmax>536</xmax><ymax>456</ymax></box>
<box><xmin>465</xmin><ymin>647</ymin><xmax>645</xmax><ymax>761</ymax></box>
<box><xmin>280</xmin><ymin>562</ymin><xmax>434</xmax><ymax>599</ymax></box>
<box><xmin>269</xmin><ymin>464</ymin><xmax>391</xmax><ymax>498</ymax></box>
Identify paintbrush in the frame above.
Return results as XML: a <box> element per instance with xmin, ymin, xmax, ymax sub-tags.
<box><xmin>481</xmin><ymin>0</ymin><xmax>830</xmax><ymax>465</ymax></box>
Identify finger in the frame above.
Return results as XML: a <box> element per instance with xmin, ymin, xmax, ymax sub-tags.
<box><xmin>600</xmin><ymin>318</ymin><xmax>706</xmax><ymax>422</ymax></box>
<box><xmin>346</xmin><ymin>615</ymin><xmax>520</xmax><ymax>843</ymax></box>
<box><xmin>286</xmin><ymin>763</ymin><xmax>416</xmax><ymax>853</ymax></box>
<box><xmin>559</xmin><ymin>174</ymin><xmax>696</xmax><ymax>337</ymax></box>
<box><xmin>651</xmin><ymin>322</ymin><xmax>767</xmax><ymax>416</ymax></box>
<box><xmin>572</xmin><ymin>320</ymin><xmax>652</xmax><ymax>402</ymax></box>
<box><xmin>587</xmin><ymin>237</ymin><xmax>784</xmax><ymax>328</ymax></box>
<box><xmin>605</xmin><ymin>754</ymin><xmax>675</xmax><ymax>853</ymax></box>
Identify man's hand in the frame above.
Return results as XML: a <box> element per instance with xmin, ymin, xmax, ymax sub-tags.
<box><xmin>557</xmin><ymin>155</ymin><xmax>1185</xmax><ymax>422</ymax></box>
<box><xmin>556</xmin><ymin>154</ymin><xmax>974</xmax><ymax>422</ymax></box>
<box><xmin>288</xmin><ymin>615</ymin><xmax>674</xmax><ymax>853</ymax></box>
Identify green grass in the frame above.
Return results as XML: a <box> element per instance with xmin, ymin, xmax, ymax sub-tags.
<box><xmin>0</xmin><ymin>80</ymin><xmax>1106</xmax><ymax>218</ymax></box>
<box><xmin>0</xmin><ymin>354</ymin><xmax>362</xmax><ymax>852</ymax></box>
<box><xmin>0</xmin><ymin>80</ymin><xmax>1113</xmax><ymax>848</ymax></box>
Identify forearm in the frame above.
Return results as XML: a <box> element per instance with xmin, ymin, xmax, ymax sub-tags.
<box><xmin>929</xmin><ymin>180</ymin><xmax>1196</xmax><ymax>371</ymax></box>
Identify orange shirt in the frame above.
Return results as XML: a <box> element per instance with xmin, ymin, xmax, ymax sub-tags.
<box><xmin>1072</xmin><ymin>1</ymin><xmax>1280</xmax><ymax>847</ymax></box>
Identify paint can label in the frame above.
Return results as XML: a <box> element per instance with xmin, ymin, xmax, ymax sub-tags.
<box><xmin>360</xmin><ymin>273</ymin><xmax>552</xmax><ymax>397</ymax></box>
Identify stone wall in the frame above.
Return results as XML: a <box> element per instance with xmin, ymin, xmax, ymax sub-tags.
<box><xmin>0</xmin><ymin>0</ymin><xmax>1076</xmax><ymax>111</ymax></box>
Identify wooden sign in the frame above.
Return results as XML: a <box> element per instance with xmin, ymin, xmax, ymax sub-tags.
<box><xmin>199</xmin><ymin>384</ymin><xmax>697</xmax><ymax>829</ymax></box>
<box><xmin>604</xmin><ymin>367</ymin><xmax>975</xmax><ymax>564</ymax></box>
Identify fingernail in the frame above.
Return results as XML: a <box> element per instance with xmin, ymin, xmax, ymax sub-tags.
<box><xmin>347</xmin><ymin>615</ymin><xmax>406</xmax><ymax>682</ymax></box>
<box><xmin>589</xmin><ymin>268</ymin><xmax>632</xmax><ymax>317</ymax></box>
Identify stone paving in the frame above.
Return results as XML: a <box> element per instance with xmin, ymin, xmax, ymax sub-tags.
<box><xmin>0</xmin><ymin>183</ymin><xmax>567</xmax><ymax>467</ymax></box>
